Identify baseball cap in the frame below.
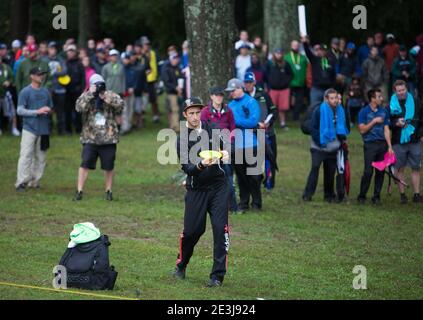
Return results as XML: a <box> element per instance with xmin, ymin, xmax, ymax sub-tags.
<box><xmin>140</xmin><ymin>36</ymin><xmax>150</xmax><ymax>45</ymax></box>
<box><xmin>96</xmin><ymin>48</ymin><xmax>105</xmax><ymax>53</ymax></box>
<box><xmin>0</xmin><ymin>43</ymin><xmax>6</xmax><ymax>50</ymax></box>
<box><xmin>66</xmin><ymin>44</ymin><xmax>77</xmax><ymax>51</ymax></box>
<box><xmin>346</xmin><ymin>42</ymin><xmax>356</xmax><ymax>50</ymax></box>
<box><xmin>399</xmin><ymin>45</ymin><xmax>407</xmax><ymax>52</ymax></box>
<box><xmin>244</xmin><ymin>72</ymin><xmax>256</xmax><ymax>83</ymax></box>
<box><xmin>89</xmin><ymin>74</ymin><xmax>105</xmax><ymax>85</ymax></box>
<box><xmin>30</xmin><ymin>67</ymin><xmax>47</xmax><ymax>76</ymax></box>
<box><xmin>121</xmin><ymin>52</ymin><xmax>132</xmax><ymax>60</ymax></box>
<box><xmin>109</xmin><ymin>49</ymin><xmax>119</xmax><ymax>56</ymax></box>
<box><xmin>239</xmin><ymin>43</ymin><xmax>251</xmax><ymax>50</ymax></box>
<box><xmin>386</xmin><ymin>33</ymin><xmax>395</xmax><ymax>40</ymax></box>
<box><xmin>28</xmin><ymin>44</ymin><xmax>38</xmax><ymax>53</ymax></box>
<box><xmin>183</xmin><ymin>97</ymin><xmax>204</xmax><ymax>111</ymax></box>
<box><xmin>321</xmin><ymin>44</ymin><xmax>328</xmax><ymax>51</ymax></box>
<box><xmin>11</xmin><ymin>40</ymin><xmax>21</xmax><ymax>49</ymax></box>
<box><xmin>331</xmin><ymin>37</ymin><xmax>340</xmax><ymax>45</ymax></box>
<box><xmin>273</xmin><ymin>48</ymin><xmax>283</xmax><ymax>54</ymax></box>
<box><xmin>209</xmin><ymin>86</ymin><xmax>225</xmax><ymax>96</ymax></box>
<box><xmin>48</xmin><ymin>41</ymin><xmax>57</xmax><ymax>48</ymax></box>
<box><xmin>225</xmin><ymin>78</ymin><xmax>244</xmax><ymax>92</ymax></box>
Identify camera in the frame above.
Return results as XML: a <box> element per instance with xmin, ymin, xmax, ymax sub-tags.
<box><xmin>93</xmin><ymin>82</ymin><xmax>106</xmax><ymax>111</ymax></box>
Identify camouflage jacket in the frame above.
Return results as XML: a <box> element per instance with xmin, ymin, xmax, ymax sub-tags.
<box><xmin>76</xmin><ymin>90</ymin><xmax>124</xmax><ymax>145</ymax></box>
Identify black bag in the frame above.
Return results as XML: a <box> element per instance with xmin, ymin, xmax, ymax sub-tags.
<box><xmin>58</xmin><ymin>235</ymin><xmax>118</xmax><ymax>290</ymax></box>
<box><xmin>301</xmin><ymin>102</ymin><xmax>321</xmax><ymax>135</ymax></box>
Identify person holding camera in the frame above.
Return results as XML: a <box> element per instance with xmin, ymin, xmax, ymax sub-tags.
<box><xmin>73</xmin><ymin>74</ymin><xmax>124</xmax><ymax>201</ymax></box>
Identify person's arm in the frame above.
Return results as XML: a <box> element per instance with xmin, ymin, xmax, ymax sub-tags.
<box><xmin>101</xmin><ymin>64</ymin><xmax>108</xmax><ymax>82</ymax></box>
<box><xmin>285</xmin><ymin>63</ymin><xmax>294</xmax><ymax>84</ymax></box>
<box><xmin>161</xmin><ymin>65</ymin><xmax>172</xmax><ymax>92</ymax></box>
<box><xmin>234</xmin><ymin>99</ymin><xmax>261</xmax><ymax>128</ymax></box>
<box><xmin>176</xmin><ymin>136</ymin><xmax>214</xmax><ymax>176</ymax></box>
<box><xmin>382</xmin><ymin>61</ymin><xmax>389</xmax><ymax>83</ymax></box>
<box><xmin>75</xmin><ymin>91</ymin><xmax>94</xmax><ymax>113</ymax></box>
<box><xmin>310</xmin><ymin>107</ymin><xmax>321</xmax><ymax>146</ymax></box>
<box><xmin>56</xmin><ymin>59</ymin><xmax>68</xmax><ymax>77</ymax></box>
<box><xmin>358</xmin><ymin>117</ymin><xmax>382</xmax><ymax>135</ymax></box>
<box><xmin>391</xmin><ymin>58</ymin><xmax>401</xmax><ymax>79</ymax></box>
<box><xmin>104</xmin><ymin>91</ymin><xmax>124</xmax><ymax>115</ymax></box>
<box><xmin>264</xmin><ymin>92</ymin><xmax>277</xmax><ymax>127</ymax></box>
<box><xmin>362</xmin><ymin>60</ymin><xmax>368</xmax><ymax>81</ymax></box>
<box><xmin>15</xmin><ymin>61</ymin><xmax>23</xmax><ymax>93</ymax></box>
<box><xmin>302</xmin><ymin>41</ymin><xmax>317</xmax><ymax>65</ymax></box>
<box><xmin>17</xmin><ymin>90</ymin><xmax>50</xmax><ymax>117</ymax></box>
<box><xmin>384</xmin><ymin>125</ymin><xmax>393</xmax><ymax>152</ymax></box>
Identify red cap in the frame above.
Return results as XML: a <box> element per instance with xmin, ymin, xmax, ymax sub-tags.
<box><xmin>28</xmin><ymin>44</ymin><xmax>38</xmax><ymax>53</ymax></box>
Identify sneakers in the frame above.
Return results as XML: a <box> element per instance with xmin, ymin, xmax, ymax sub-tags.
<box><xmin>74</xmin><ymin>190</ymin><xmax>83</xmax><ymax>201</ymax></box>
<box><xmin>105</xmin><ymin>190</ymin><xmax>113</xmax><ymax>201</ymax></box>
<box><xmin>413</xmin><ymin>193</ymin><xmax>422</xmax><ymax>203</ymax></box>
<box><xmin>371</xmin><ymin>196</ymin><xmax>381</xmax><ymax>205</ymax></box>
<box><xmin>302</xmin><ymin>195</ymin><xmax>312</xmax><ymax>202</ymax></box>
<box><xmin>12</xmin><ymin>127</ymin><xmax>21</xmax><ymax>137</ymax></box>
<box><xmin>206</xmin><ymin>278</ymin><xmax>222</xmax><ymax>288</ymax></box>
<box><xmin>400</xmin><ymin>193</ymin><xmax>408</xmax><ymax>205</ymax></box>
<box><xmin>171</xmin><ymin>267</ymin><xmax>186</xmax><ymax>280</ymax></box>
<box><xmin>357</xmin><ymin>196</ymin><xmax>366</xmax><ymax>205</ymax></box>
<box><xmin>16</xmin><ymin>183</ymin><xmax>26</xmax><ymax>192</ymax></box>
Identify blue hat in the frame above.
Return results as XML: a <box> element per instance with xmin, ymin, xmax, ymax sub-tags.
<box><xmin>0</xmin><ymin>43</ymin><xmax>7</xmax><ymax>50</ymax></box>
<box><xmin>346</xmin><ymin>42</ymin><xmax>356</xmax><ymax>50</ymax></box>
<box><xmin>244</xmin><ymin>72</ymin><xmax>256</xmax><ymax>83</ymax></box>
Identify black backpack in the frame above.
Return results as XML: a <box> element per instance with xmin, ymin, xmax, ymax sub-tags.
<box><xmin>301</xmin><ymin>102</ymin><xmax>321</xmax><ymax>135</ymax></box>
<box><xmin>58</xmin><ymin>235</ymin><xmax>118</xmax><ymax>290</ymax></box>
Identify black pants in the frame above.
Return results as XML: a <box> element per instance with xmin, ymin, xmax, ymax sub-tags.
<box><xmin>358</xmin><ymin>141</ymin><xmax>387</xmax><ymax>199</ymax></box>
<box><xmin>234</xmin><ymin>147</ymin><xmax>263</xmax><ymax>209</ymax></box>
<box><xmin>265</xmin><ymin>134</ymin><xmax>277</xmax><ymax>189</ymax></box>
<box><xmin>176</xmin><ymin>181</ymin><xmax>229</xmax><ymax>282</ymax></box>
<box><xmin>65</xmin><ymin>92</ymin><xmax>82</xmax><ymax>133</ymax></box>
<box><xmin>291</xmin><ymin>87</ymin><xmax>305</xmax><ymax>121</ymax></box>
<box><xmin>52</xmin><ymin>93</ymin><xmax>66</xmax><ymax>134</ymax></box>
<box><xmin>303</xmin><ymin>149</ymin><xmax>337</xmax><ymax>200</ymax></box>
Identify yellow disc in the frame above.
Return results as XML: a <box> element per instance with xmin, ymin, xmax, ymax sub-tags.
<box><xmin>58</xmin><ymin>75</ymin><xmax>71</xmax><ymax>85</ymax></box>
<box><xmin>199</xmin><ymin>150</ymin><xmax>222</xmax><ymax>160</ymax></box>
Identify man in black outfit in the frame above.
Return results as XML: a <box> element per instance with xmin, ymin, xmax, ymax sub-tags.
<box><xmin>173</xmin><ymin>97</ymin><xmax>230</xmax><ymax>288</ymax></box>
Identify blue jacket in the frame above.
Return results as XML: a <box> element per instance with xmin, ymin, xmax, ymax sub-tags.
<box><xmin>229</xmin><ymin>93</ymin><xmax>261</xmax><ymax>149</ymax></box>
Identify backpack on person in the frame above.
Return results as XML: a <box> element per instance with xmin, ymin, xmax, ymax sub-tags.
<box><xmin>58</xmin><ymin>233</ymin><xmax>118</xmax><ymax>290</ymax></box>
<box><xmin>301</xmin><ymin>102</ymin><xmax>321</xmax><ymax>135</ymax></box>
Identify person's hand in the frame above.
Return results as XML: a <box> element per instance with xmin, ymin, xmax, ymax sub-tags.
<box><xmin>258</xmin><ymin>122</ymin><xmax>267</xmax><ymax>129</ymax></box>
<box><xmin>373</xmin><ymin>117</ymin><xmax>384</xmax><ymax>124</ymax></box>
<box><xmin>221</xmin><ymin>150</ymin><xmax>229</xmax><ymax>162</ymax></box>
<box><xmin>388</xmin><ymin>147</ymin><xmax>394</xmax><ymax>154</ymax></box>
<box><xmin>36</xmin><ymin>107</ymin><xmax>51</xmax><ymax>115</ymax></box>
<box><xmin>89</xmin><ymin>84</ymin><xmax>97</xmax><ymax>94</ymax></box>
<box><xmin>300</xmin><ymin>35</ymin><xmax>309</xmax><ymax>44</ymax></box>
<box><xmin>176</xmin><ymin>87</ymin><xmax>183</xmax><ymax>96</ymax></box>
<box><xmin>396</xmin><ymin>118</ymin><xmax>406</xmax><ymax>127</ymax></box>
<box><xmin>201</xmin><ymin>158</ymin><xmax>215</xmax><ymax>167</ymax></box>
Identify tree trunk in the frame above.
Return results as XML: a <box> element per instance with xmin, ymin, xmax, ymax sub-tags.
<box><xmin>264</xmin><ymin>0</ymin><xmax>299</xmax><ymax>52</ymax></box>
<box><xmin>10</xmin><ymin>0</ymin><xmax>31</xmax><ymax>41</ymax></box>
<box><xmin>235</xmin><ymin>0</ymin><xmax>248</xmax><ymax>32</ymax></box>
<box><xmin>78</xmin><ymin>0</ymin><xmax>102</xmax><ymax>47</ymax></box>
<box><xmin>183</xmin><ymin>0</ymin><xmax>237</xmax><ymax>104</ymax></box>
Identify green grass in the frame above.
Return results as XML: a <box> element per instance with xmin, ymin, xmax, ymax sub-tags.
<box><xmin>1</xmin><ymin>114</ymin><xmax>423</xmax><ymax>300</ymax></box>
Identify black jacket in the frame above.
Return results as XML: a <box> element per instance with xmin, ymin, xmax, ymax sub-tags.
<box><xmin>390</xmin><ymin>96</ymin><xmax>423</xmax><ymax>145</ymax></box>
<box><xmin>177</xmin><ymin>121</ymin><xmax>227</xmax><ymax>191</ymax></box>
<box><xmin>66</xmin><ymin>58</ymin><xmax>85</xmax><ymax>94</ymax></box>
<box><xmin>161</xmin><ymin>61</ymin><xmax>181</xmax><ymax>94</ymax></box>
<box><xmin>304</xmin><ymin>42</ymin><xmax>336</xmax><ymax>89</ymax></box>
<box><xmin>266</xmin><ymin>60</ymin><xmax>293</xmax><ymax>90</ymax></box>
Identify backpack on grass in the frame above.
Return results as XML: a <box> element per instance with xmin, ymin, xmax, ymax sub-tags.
<box><xmin>58</xmin><ymin>234</ymin><xmax>118</xmax><ymax>290</ymax></box>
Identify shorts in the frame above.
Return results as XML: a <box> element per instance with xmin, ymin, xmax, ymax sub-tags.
<box><xmin>147</xmin><ymin>82</ymin><xmax>157</xmax><ymax>103</ymax></box>
<box><xmin>81</xmin><ymin>143</ymin><xmax>117</xmax><ymax>171</ymax></box>
<box><xmin>269</xmin><ymin>89</ymin><xmax>290</xmax><ymax>111</ymax></box>
<box><xmin>393</xmin><ymin>142</ymin><xmax>422</xmax><ymax>170</ymax></box>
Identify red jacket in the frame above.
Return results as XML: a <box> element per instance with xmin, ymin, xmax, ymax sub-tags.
<box><xmin>200</xmin><ymin>103</ymin><xmax>236</xmax><ymax>142</ymax></box>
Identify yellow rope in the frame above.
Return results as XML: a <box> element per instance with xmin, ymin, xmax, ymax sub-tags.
<box><xmin>0</xmin><ymin>281</ymin><xmax>139</xmax><ymax>300</ymax></box>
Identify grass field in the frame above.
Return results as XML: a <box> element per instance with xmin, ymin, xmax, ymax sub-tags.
<box><xmin>1</xmin><ymin>113</ymin><xmax>423</xmax><ymax>300</ymax></box>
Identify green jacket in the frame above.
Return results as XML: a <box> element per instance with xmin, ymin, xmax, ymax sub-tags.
<box><xmin>0</xmin><ymin>63</ymin><xmax>13</xmax><ymax>98</ymax></box>
<box><xmin>101</xmin><ymin>62</ymin><xmax>126</xmax><ymax>94</ymax></box>
<box><xmin>284</xmin><ymin>51</ymin><xmax>308</xmax><ymax>88</ymax></box>
<box><xmin>16</xmin><ymin>58</ymin><xmax>51</xmax><ymax>93</ymax></box>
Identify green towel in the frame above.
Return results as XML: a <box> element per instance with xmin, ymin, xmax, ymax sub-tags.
<box><xmin>68</xmin><ymin>222</ymin><xmax>101</xmax><ymax>248</ymax></box>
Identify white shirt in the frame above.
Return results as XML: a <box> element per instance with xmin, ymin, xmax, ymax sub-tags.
<box><xmin>235</xmin><ymin>55</ymin><xmax>252</xmax><ymax>81</ymax></box>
